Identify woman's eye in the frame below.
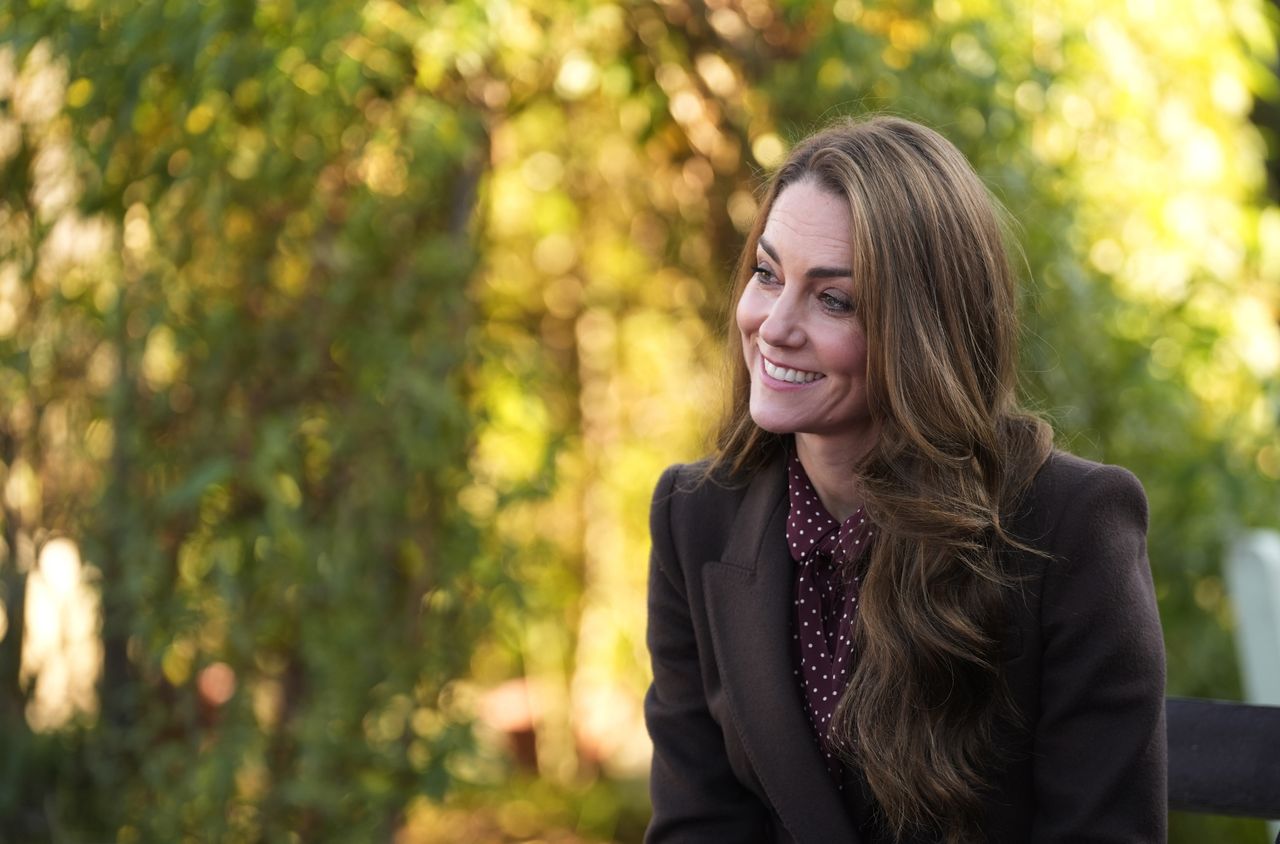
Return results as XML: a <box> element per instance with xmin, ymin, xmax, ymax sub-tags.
<box><xmin>820</xmin><ymin>292</ymin><xmax>854</xmax><ymax>313</ymax></box>
<box><xmin>752</xmin><ymin>265</ymin><xmax>778</xmax><ymax>285</ymax></box>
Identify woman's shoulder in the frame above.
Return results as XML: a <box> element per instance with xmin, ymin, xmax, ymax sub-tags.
<box><xmin>651</xmin><ymin>457</ymin><xmax>755</xmax><ymax>519</ymax></box>
<box><xmin>1028</xmin><ymin>449</ymin><xmax>1147</xmax><ymax>511</ymax></box>
<box><xmin>1013</xmin><ymin>448</ymin><xmax>1149</xmax><ymax>552</ymax></box>
<box><xmin>649</xmin><ymin>456</ymin><xmax>772</xmax><ymax>564</ymax></box>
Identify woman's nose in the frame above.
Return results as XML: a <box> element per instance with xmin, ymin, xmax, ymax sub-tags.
<box><xmin>759</xmin><ymin>292</ymin><xmax>804</xmax><ymax>348</ymax></box>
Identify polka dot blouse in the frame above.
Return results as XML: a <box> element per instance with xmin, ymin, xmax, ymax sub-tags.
<box><xmin>786</xmin><ymin>448</ymin><xmax>875</xmax><ymax>785</ymax></box>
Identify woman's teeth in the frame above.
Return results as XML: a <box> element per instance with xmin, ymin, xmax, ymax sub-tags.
<box><xmin>763</xmin><ymin>359</ymin><xmax>824</xmax><ymax>384</ymax></box>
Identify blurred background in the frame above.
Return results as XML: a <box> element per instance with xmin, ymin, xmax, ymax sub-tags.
<box><xmin>1</xmin><ymin>0</ymin><xmax>1278</xmax><ymax>841</ymax></box>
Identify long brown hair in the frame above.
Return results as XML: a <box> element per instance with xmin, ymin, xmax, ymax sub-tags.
<box><xmin>711</xmin><ymin>116</ymin><xmax>1052</xmax><ymax>841</ymax></box>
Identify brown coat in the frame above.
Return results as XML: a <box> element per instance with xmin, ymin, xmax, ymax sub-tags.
<box><xmin>644</xmin><ymin>450</ymin><xmax>1167</xmax><ymax>842</ymax></box>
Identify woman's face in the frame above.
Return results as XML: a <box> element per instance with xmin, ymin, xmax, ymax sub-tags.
<box><xmin>736</xmin><ymin>178</ymin><xmax>873</xmax><ymax>457</ymax></box>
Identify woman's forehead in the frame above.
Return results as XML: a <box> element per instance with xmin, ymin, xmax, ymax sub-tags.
<box><xmin>759</xmin><ymin>180</ymin><xmax>853</xmax><ymax>266</ymax></box>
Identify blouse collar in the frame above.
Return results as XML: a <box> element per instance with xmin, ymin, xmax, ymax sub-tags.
<box><xmin>784</xmin><ymin>448</ymin><xmax>875</xmax><ymax>565</ymax></box>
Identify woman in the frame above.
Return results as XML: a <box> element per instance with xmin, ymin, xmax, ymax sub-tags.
<box><xmin>643</xmin><ymin>116</ymin><xmax>1166</xmax><ymax>843</ymax></box>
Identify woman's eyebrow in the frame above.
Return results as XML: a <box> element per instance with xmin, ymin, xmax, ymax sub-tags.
<box><xmin>758</xmin><ymin>237</ymin><xmax>781</xmax><ymax>264</ymax></box>
<box><xmin>758</xmin><ymin>236</ymin><xmax>852</xmax><ymax>280</ymax></box>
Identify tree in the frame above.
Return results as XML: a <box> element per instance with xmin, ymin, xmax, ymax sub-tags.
<box><xmin>1</xmin><ymin>1</ymin><xmax>1275</xmax><ymax>841</ymax></box>
<box><xmin>3</xmin><ymin>0</ymin><xmax>496</xmax><ymax>838</ymax></box>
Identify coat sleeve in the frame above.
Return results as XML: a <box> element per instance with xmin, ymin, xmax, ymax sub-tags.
<box><xmin>1031</xmin><ymin>464</ymin><xmax>1167</xmax><ymax>841</ymax></box>
<box><xmin>644</xmin><ymin>466</ymin><xmax>773</xmax><ymax>843</ymax></box>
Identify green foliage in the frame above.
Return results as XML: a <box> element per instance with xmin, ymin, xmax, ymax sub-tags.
<box><xmin>0</xmin><ymin>0</ymin><xmax>1277</xmax><ymax>842</ymax></box>
<box><xmin>2</xmin><ymin>0</ymin><xmax>497</xmax><ymax>839</ymax></box>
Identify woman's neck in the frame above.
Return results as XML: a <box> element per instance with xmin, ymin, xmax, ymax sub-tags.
<box><xmin>794</xmin><ymin>432</ymin><xmax>873</xmax><ymax>522</ymax></box>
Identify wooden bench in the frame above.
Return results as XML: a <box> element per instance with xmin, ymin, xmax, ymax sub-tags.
<box><xmin>1167</xmin><ymin>697</ymin><xmax>1280</xmax><ymax>841</ymax></box>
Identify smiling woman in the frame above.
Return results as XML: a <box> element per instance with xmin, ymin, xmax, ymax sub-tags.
<box><xmin>643</xmin><ymin>116</ymin><xmax>1166</xmax><ymax>843</ymax></box>
<box><xmin>737</xmin><ymin>180</ymin><xmax>871</xmax><ymax>521</ymax></box>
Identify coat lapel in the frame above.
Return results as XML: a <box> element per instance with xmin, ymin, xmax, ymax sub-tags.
<box><xmin>702</xmin><ymin>456</ymin><xmax>863</xmax><ymax>843</ymax></box>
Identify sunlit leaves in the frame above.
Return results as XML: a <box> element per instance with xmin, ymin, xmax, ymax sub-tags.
<box><xmin>2</xmin><ymin>0</ymin><xmax>500</xmax><ymax>838</ymax></box>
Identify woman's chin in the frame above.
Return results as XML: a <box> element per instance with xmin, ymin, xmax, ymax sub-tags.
<box><xmin>748</xmin><ymin>409</ymin><xmax>798</xmax><ymax>436</ymax></box>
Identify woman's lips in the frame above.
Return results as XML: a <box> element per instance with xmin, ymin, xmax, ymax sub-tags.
<box><xmin>760</xmin><ymin>355</ymin><xmax>825</xmax><ymax>388</ymax></box>
<box><xmin>762</xmin><ymin>355</ymin><xmax>824</xmax><ymax>383</ymax></box>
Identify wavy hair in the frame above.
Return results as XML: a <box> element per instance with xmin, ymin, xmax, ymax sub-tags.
<box><xmin>710</xmin><ymin>116</ymin><xmax>1052</xmax><ymax>842</ymax></box>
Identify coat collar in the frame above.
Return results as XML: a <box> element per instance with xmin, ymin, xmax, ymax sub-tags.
<box><xmin>702</xmin><ymin>454</ymin><xmax>865</xmax><ymax>844</ymax></box>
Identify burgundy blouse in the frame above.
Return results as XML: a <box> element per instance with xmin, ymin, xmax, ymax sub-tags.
<box><xmin>786</xmin><ymin>449</ymin><xmax>875</xmax><ymax>783</ymax></box>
